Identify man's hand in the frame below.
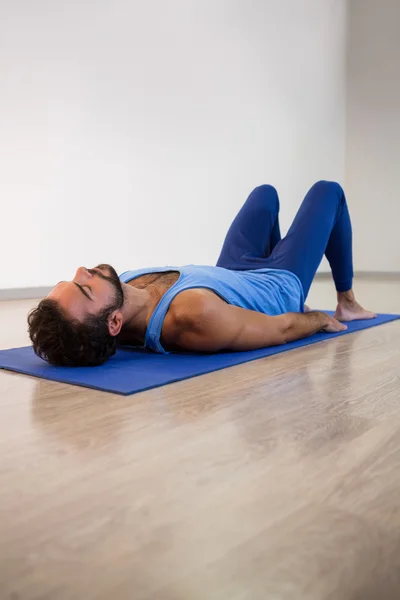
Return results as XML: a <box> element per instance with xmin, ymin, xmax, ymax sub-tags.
<box><xmin>281</xmin><ymin>310</ymin><xmax>347</xmax><ymax>340</ymax></box>
<box><xmin>320</xmin><ymin>314</ymin><xmax>348</xmax><ymax>333</ymax></box>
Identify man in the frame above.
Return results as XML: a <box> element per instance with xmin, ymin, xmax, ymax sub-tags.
<box><xmin>28</xmin><ymin>180</ymin><xmax>376</xmax><ymax>366</ymax></box>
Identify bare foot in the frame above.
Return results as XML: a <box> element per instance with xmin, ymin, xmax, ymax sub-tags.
<box><xmin>334</xmin><ymin>290</ymin><xmax>377</xmax><ymax>322</ymax></box>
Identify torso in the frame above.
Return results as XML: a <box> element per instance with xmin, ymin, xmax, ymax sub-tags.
<box><xmin>124</xmin><ymin>270</ymin><xmax>221</xmax><ymax>350</ymax></box>
<box><xmin>120</xmin><ymin>264</ymin><xmax>304</xmax><ymax>352</ymax></box>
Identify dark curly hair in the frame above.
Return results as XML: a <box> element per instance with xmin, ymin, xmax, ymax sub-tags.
<box><xmin>28</xmin><ymin>298</ymin><xmax>118</xmax><ymax>366</ymax></box>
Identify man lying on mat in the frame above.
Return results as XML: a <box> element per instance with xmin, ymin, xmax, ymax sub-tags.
<box><xmin>28</xmin><ymin>181</ymin><xmax>376</xmax><ymax>366</ymax></box>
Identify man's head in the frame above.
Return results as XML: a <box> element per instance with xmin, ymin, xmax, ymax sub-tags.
<box><xmin>28</xmin><ymin>264</ymin><xmax>125</xmax><ymax>366</ymax></box>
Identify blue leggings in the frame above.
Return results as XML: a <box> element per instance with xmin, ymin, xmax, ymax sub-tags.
<box><xmin>216</xmin><ymin>180</ymin><xmax>354</xmax><ymax>299</ymax></box>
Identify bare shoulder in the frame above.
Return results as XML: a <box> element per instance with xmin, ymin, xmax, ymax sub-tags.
<box><xmin>161</xmin><ymin>289</ymin><xmax>225</xmax><ymax>345</ymax></box>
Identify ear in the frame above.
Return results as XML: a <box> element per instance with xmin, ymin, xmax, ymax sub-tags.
<box><xmin>107</xmin><ymin>310</ymin><xmax>123</xmax><ymax>337</ymax></box>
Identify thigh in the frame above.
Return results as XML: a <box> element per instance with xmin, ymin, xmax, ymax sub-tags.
<box><xmin>216</xmin><ymin>185</ymin><xmax>281</xmax><ymax>269</ymax></box>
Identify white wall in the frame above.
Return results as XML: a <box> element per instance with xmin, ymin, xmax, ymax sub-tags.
<box><xmin>0</xmin><ymin>0</ymin><xmax>346</xmax><ymax>289</ymax></box>
<box><xmin>346</xmin><ymin>0</ymin><xmax>400</xmax><ymax>272</ymax></box>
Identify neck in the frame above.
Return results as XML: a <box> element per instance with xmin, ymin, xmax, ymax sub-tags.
<box><xmin>119</xmin><ymin>283</ymin><xmax>156</xmax><ymax>343</ymax></box>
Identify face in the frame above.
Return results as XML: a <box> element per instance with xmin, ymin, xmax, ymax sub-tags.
<box><xmin>48</xmin><ymin>264</ymin><xmax>124</xmax><ymax>323</ymax></box>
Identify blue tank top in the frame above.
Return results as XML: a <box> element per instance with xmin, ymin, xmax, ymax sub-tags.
<box><xmin>119</xmin><ymin>265</ymin><xmax>304</xmax><ymax>354</ymax></box>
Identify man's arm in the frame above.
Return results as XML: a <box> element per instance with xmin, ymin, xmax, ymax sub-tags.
<box><xmin>167</xmin><ymin>291</ymin><xmax>347</xmax><ymax>352</ymax></box>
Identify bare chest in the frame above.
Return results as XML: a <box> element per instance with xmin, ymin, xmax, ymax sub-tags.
<box><xmin>126</xmin><ymin>271</ymin><xmax>180</xmax><ymax>293</ymax></box>
<box><xmin>123</xmin><ymin>271</ymin><xmax>180</xmax><ymax>347</ymax></box>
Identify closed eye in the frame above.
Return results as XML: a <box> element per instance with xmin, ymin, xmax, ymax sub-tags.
<box><xmin>73</xmin><ymin>282</ymin><xmax>93</xmax><ymax>301</ymax></box>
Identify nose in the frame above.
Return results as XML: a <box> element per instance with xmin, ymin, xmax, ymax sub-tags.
<box><xmin>74</xmin><ymin>266</ymin><xmax>94</xmax><ymax>283</ymax></box>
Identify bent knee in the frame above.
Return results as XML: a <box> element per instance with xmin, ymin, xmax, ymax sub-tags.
<box><xmin>311</xmin><ymin>180</ymin><xmax>344</xmax><ymax>197</ymax></box>
<box><xmin>251</xmin><ymin>184</ymin><xmax>279</xmax><ymax>207</ymax></box>
<box><xmin>255</xmin><ymin>184</ymin><xmax>278</xmax><ymax>193</ymax></box>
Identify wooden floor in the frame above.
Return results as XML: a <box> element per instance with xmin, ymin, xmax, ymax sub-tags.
<box><xmin>0</xmin><ymin>278</ymin><xmax>399</xmax><ymax>600</ymax></box>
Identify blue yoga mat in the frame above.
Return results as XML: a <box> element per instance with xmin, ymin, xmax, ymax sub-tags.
<box><xmin>0</xmin><ymin>313</ymin><xmax>398</xmax><ymax>395</ymax></box>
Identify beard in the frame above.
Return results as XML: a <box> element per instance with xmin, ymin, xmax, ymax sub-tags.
<box><xmin>88</xmin><ymin>264</ymin><xmax>124</xmax><ymax>310</ymax></box>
